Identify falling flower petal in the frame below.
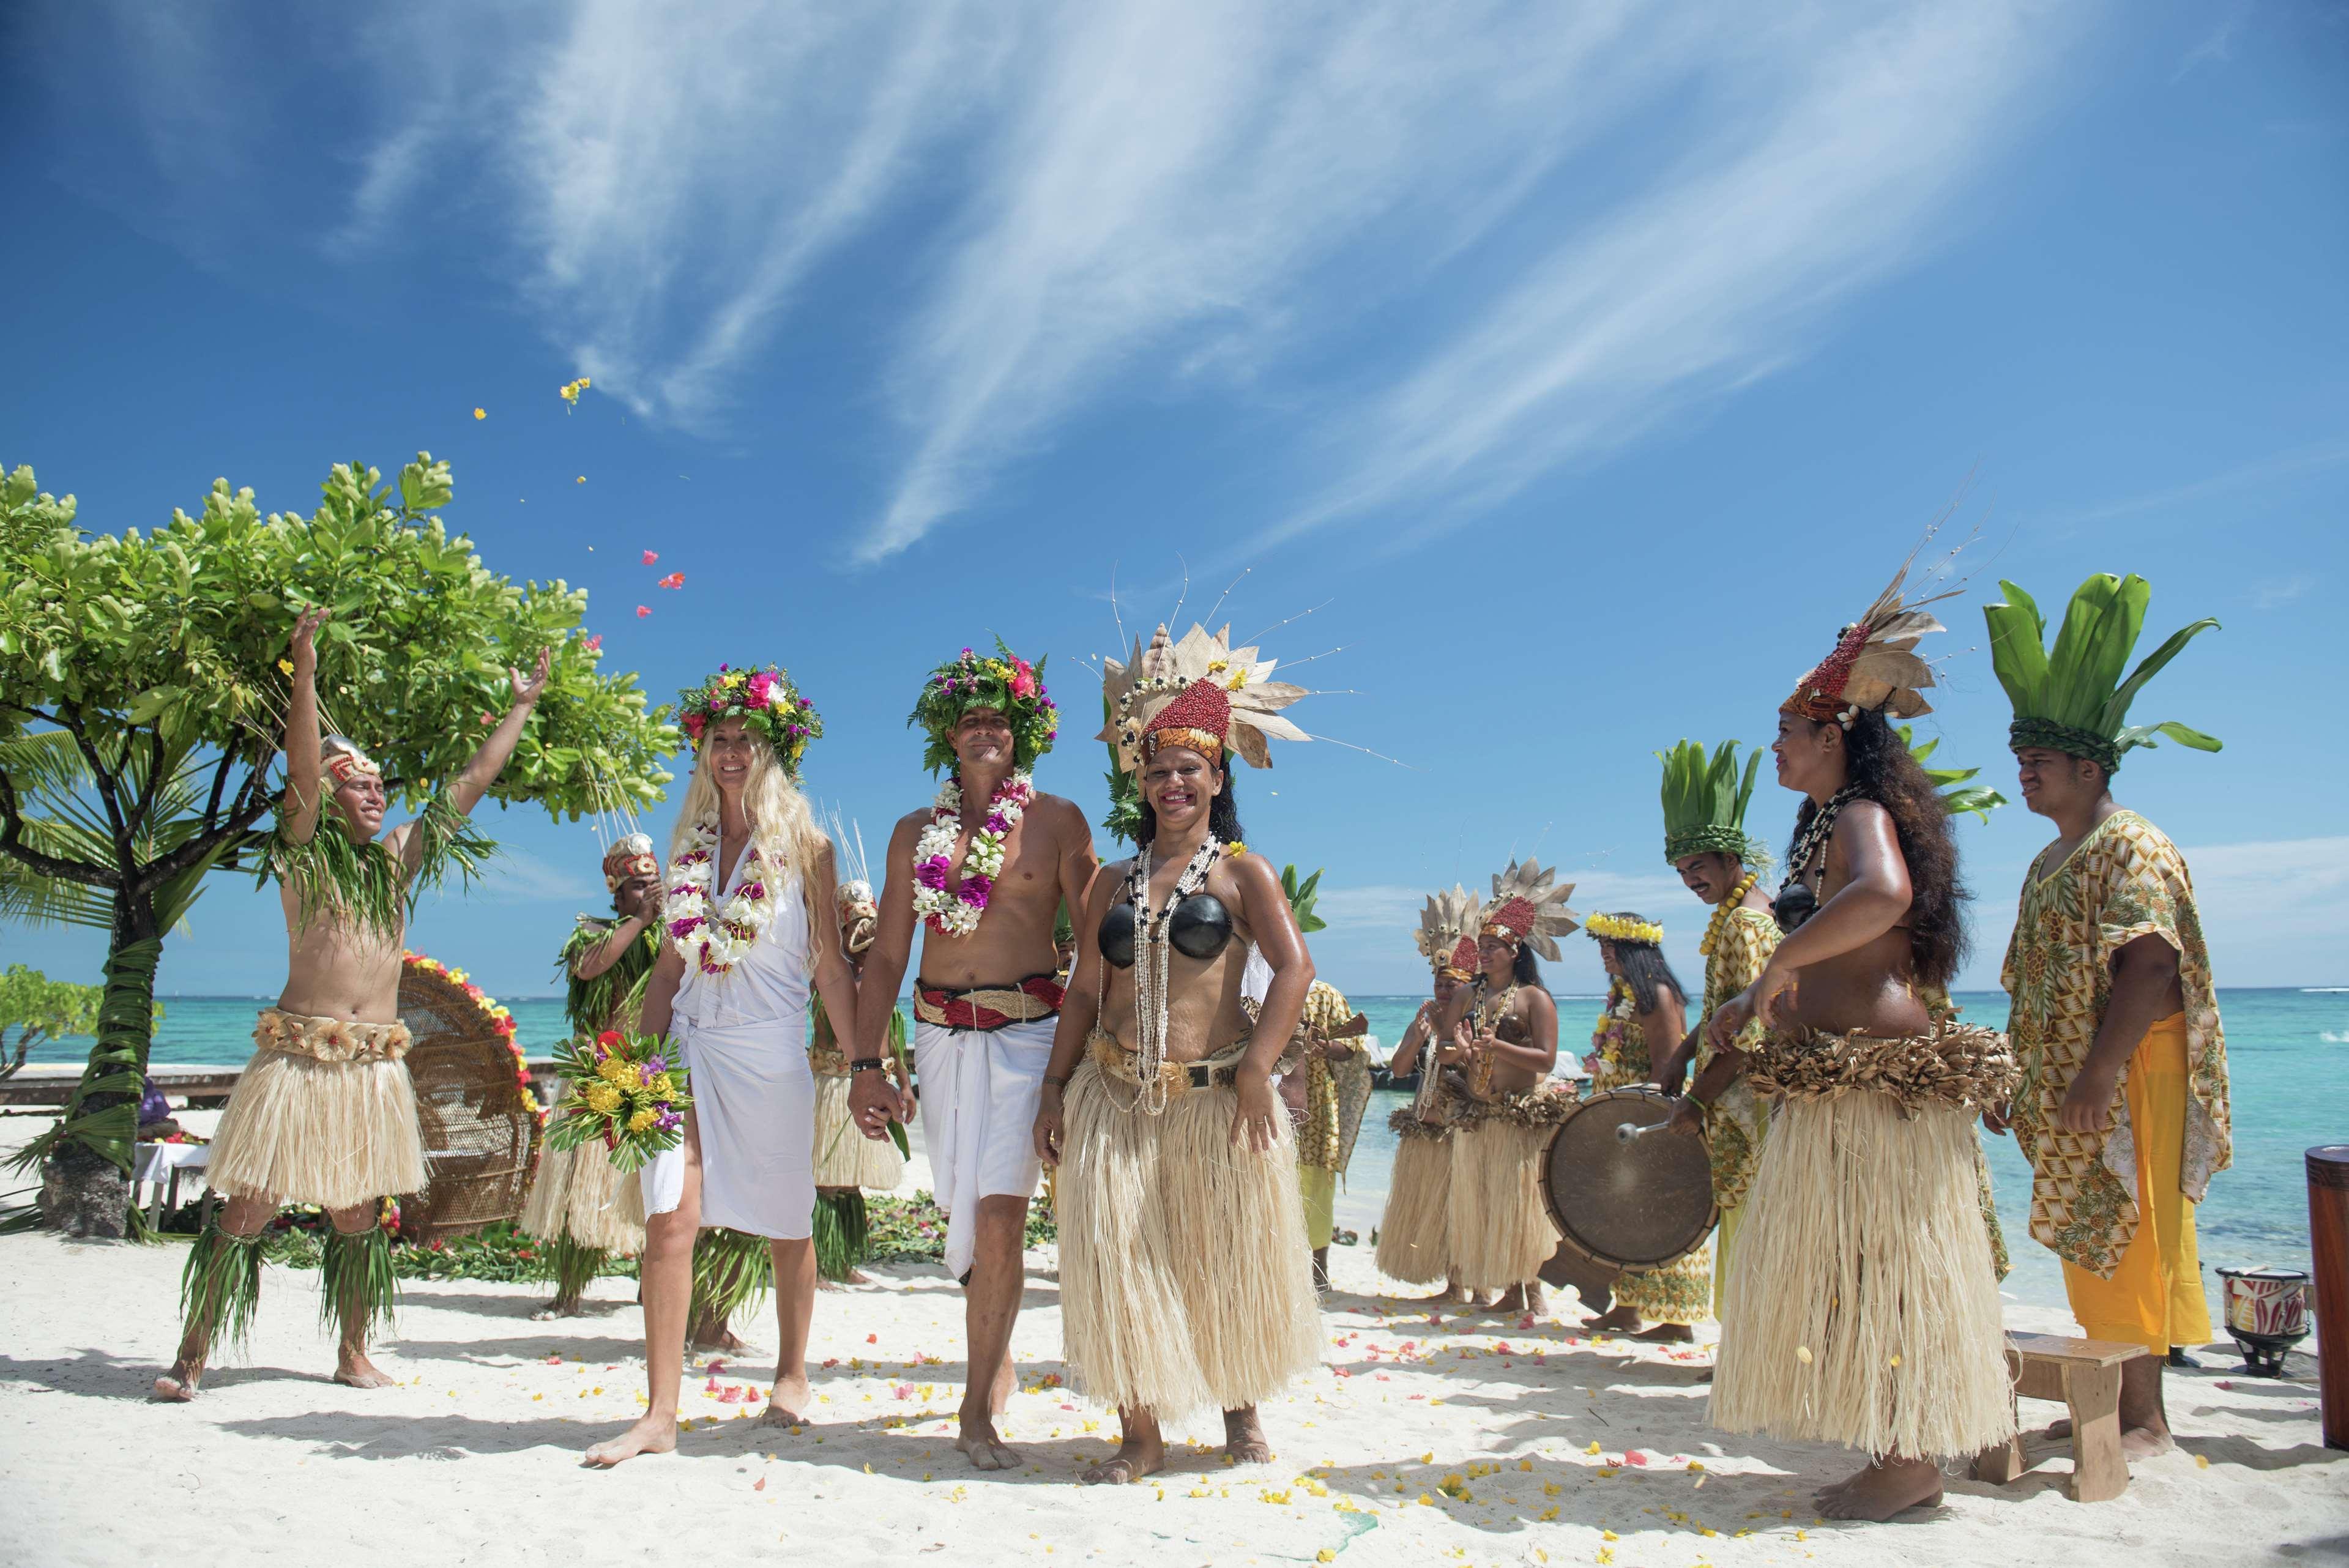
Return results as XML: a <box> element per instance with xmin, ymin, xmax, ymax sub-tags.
<box><xmin>636</xmin><ymin>606</ymin><xmax>651</xmax><ymax>618</ymax></box>
<box><xmin>642</xmin><ymin>550</ymin><xmax>660</xmax><ymax>565</ymax></box>
<box><xmin>474</xmin><ymin>407</ymin><xmax>486</xmax><ymax>420</ymax></box>
<box><xmin>659</xmin><ymin>572</ymin><xmax>685</xmax><ymax>589</ymax></box>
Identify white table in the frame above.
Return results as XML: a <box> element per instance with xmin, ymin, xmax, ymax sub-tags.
<box><xmin>132</xmin><ymin>1141</ymin><xmax>212</xmax><ymax>1227</ymax></box>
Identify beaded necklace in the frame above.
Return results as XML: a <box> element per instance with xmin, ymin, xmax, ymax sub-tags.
<box><xmin>1468</xmin><ymin>975</ymin><xmax>1522</xmax><ymax>1099</ymax></box>
<box><xmin>1120</xmin><ymin>834</ymin><xmax>1223</xmax><ymax>1116</ymax></box>
<box><xmin>1774</xmin><ymin>785</ymin><xmax>1859</xmax><ymax>932</ymax></box>
<box><xmin>1699</xmin><ymin>869</ymin><xmax>1762</xmax><ymax>957</ymax></box>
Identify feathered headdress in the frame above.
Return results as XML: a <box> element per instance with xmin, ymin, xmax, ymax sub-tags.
<box><xmin>1098</xmin><ymin>622</ymin><xmax>1311</xmax><ymax>773</ymax></box>
<box><xmin>1657</xmin><ymin>738</ymin><xmax>1765</xmax><ymax>866</ymax></box>
<box><xmin>825</xmin><ymin>811</ymin><xmax>879</xmax><ymax>956</ymax></box>
<box><xmin>1783</xmin><ymin>553</ymin><xmax>1955</xmax><ymax>729</ymax></box>
<box><xmin>1897</xmin><ymin>726</ymin><xmax>2007</xmax><ymax>823</ymax></box>
<box><xmin>1415</xmin><ymin>884</ymin><xmax>1483</xmax><ymax>975</ymax></box>
<box><xmin>1096</xmin><ymin>621</ymin><xmax>1312</xmax><ymax>842</ymax></box>
<box><xmin>1479</xmin><ymin>858</ymin><xmax>1580</xmax><ymax>961</ymax></box>
<box><xmin>1984</xmin><ymin>574</ymin><xmax>2221</xmax><ymax>776</ymax></box>
<box><xmin>321</xmin><ymin>735</ymin><xmax>381</xmax><ymax>791</ymax></box>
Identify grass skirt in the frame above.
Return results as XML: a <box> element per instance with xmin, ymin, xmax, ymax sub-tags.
<box><xmin>1057</xmin><ymin>1060</ymin><xmax>1322</xmax><ymax>1419</ymax></box>
<box><xmin>1445</xmin><ymin>1117</ymin><xmax>1558</xmax><ymax>1292</ymax></box>
<box><xmin>519</xmin><ymin>1079</ymin><xmax>646</xmax><ymax>1254</ymax></box>
<box><xmin>810</xmin><ymin>1071</ymin><xmax>906</xmax><ymax>1191</ymax></box>
<box><xmin>209</xmin><ymin>1050</ymin><xmax>426</xmax><ymax>1211</ymax></box>
<box><xmin>1376</xmin><ymin>1126</ymin><xmax>1453</xmax><ymax>1284</ymax></box>
<box><xmin>1711</xmin><ymin>1091</ymin><xmax>2016</xmax><ymax>1460</ymax></box>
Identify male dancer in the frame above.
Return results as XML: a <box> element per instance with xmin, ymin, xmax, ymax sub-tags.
<box><xmin>851</xmin><ymin>645</ymin><xmax>1097</xmax><ymax>1470</ymax></box>
<box><xmin>1655</xmin><ymin>740</ymin><xmax>1779</xmax><ymax>1315</ymax></box>
<box><xmin>1985</xmin><ymin>574</ymin><xmax>2229</xmax><ymax>1458</ymax></box>
<box><xmin>158</xmin><ymin>609</ymin><xmax>544</xmax><ymax>1399</ymax></box>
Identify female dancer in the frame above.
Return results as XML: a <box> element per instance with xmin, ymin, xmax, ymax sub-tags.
<box><xmin>587</xmin><ymin>666</ymin><xmax>861</xmax><ymax>1467</ymax></box>
<box><xmin>1376</xmin><ymin>888</ymin><xmax>1480</xmax><ymax>1304</ymax></box>
<box><xmin>1694</xmin><ymin>557</ymin><xmax>2017</xmax><ymax>1520</ymax></box>
<box><xmin>1033</xmin><ymin>623</ymin><xmax>1322</xmax><ymax>1484</ymax></box>
<box><xmin>1579</xmin><ymin>912</ymin><xmax>1707</xmax><ymax>1341</ymax></box>
<box><xmin>1432</xmin><ymin>861</ymin><xmax>1577</xmax><ymax>1315</ymax></box>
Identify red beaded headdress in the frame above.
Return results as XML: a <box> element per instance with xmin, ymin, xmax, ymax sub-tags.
<box><xmin>1442</xmin><ymin>937</ymin><xmax>1479</xmax><ymax>981</ymax></box>
<box><xmin>601</xmin><ymin>831</ymin><xmax>658</xmax><ymax>893</ymax></box>
<box><xmin>1782</xmin><ymin>550</ymin><xmax>1954</xmax><ymax>729</ymax></box>
<box><xmin>1142</xmin><ymin>677</ymin><xmax>1231</xmax><ymax>763</ymax></box>
<box><xmin>1476</xmin><ymin>858</ymin><xmax>1580</xmax><ymax>961</ymax></box>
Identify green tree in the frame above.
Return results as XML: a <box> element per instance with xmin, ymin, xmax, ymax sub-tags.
<box><xmin>0</xmin><ymin>964</ymin><xmax>105</xmax><ymax>1081</ymax></box>
<box><xmin>0</xmin><ymin>455</ymin><xmax>677</xmax><ymax>1235</ymax></box>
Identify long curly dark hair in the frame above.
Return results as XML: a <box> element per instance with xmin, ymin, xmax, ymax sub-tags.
<box><xmin>1597</xmin><ymin>919</ymin><xmax>1687</xmax><ymax>1015</ymax></box>
<box><xmin>1136</xmin><ymin>765</ymin><xmax>1245</xmax><ymax>849</ymax></box>
<box><xmin>1785</xmin><ymin>710</ymin><xmax>1968</xmax><ymax>987</ymax></box>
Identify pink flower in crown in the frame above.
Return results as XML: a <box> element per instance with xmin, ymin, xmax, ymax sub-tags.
<box><xmin>1010</xmin><ymin>659</ymin><xmax>1037</xmax><ymax>699</ymax></box>
<box><xmin>682</xmin><ymin>711</ymin><xmax>707</xmax><ymax>742</ymax></box>
<box><xmin>745</xmin><ymin>671</ymin><xmax>781</xmax><ymax>710</ymax></box>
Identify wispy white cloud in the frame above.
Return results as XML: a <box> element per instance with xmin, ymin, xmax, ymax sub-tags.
<box><xmin>2254</xmin><ymin>574</ymin><xmax>2316</xmax><ymax>610</ymax></box>
<box><xmin>2033</xmin><ymin>434</ymin><xmax>2349</xmax><ymax>530</ymax></box>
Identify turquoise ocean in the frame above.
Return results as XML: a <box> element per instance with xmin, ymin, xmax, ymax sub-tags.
<box><xmin>101</xmin><ymin>987</ymin><xmax>2342</xmax><ymax>1317</ymax></box>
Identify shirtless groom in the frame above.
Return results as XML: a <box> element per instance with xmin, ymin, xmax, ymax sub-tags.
<box><xmin>849</xmin><ymin>645</ymin><xmax>1096</xmax><ymax>1470</ymax></box>
<box><xmin>155</xmin><ymin>608</ymin><xmax>544</xmax><ymax>1399</ymax></box>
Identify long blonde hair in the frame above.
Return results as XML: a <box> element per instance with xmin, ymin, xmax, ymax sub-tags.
<box><xmin>668</xmin><ymin>730</ymin><xmax>832</xmax><ymax>956</ymax></box>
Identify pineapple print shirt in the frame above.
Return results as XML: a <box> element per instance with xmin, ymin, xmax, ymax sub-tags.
<box><xmin>2001</xmin><ymin>809</ymin><xmax>2230</xmax><ymax>1277</ymax></box>
<box><xmin>1694</xmin><ymin>905</ymin><xmax>1778</xmax><ymax>1211</ymax></box>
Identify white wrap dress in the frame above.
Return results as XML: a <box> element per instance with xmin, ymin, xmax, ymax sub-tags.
<box><xmin>640</xmin><ymin>853</ymin><xmax>817</xmax><ymax>1240</ymax></box>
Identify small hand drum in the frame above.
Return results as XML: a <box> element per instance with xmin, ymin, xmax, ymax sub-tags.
<box><xmin>1539</xmin><ymin>1088</ymin><xmax>1718</xmax><ymax>1292</ymax></box>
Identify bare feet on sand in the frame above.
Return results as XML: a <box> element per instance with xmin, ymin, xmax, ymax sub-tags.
<box><xmin>957</xmin><ymin>1408</ymin><xmax>1022</xmax><ymax>1471</ymax></box>
<box><xmin>333</xmin><ymin>1351</ymin><xmax>396</xmax><ymax>1390</ymax></box>
<box><xmin>1815</xmin><ymin>1457</ymin><xmax>1944</xmax><ymax>1520</ymax></box>
<box><xmin>688</xmin><ymin>1321</ymin><xmax>749</xmax><ymax>1354</ymax></box>
<box><xmin>1584</xmin><ymin>1304</ymin><xmax>1642</xmax><ymax>1334</ymax></box>
<box><xmin>762</xmin><ymin>1371</ymin><xmax>813</xmax><ymax>1427</ymax></box>
<box><xmin>1222</xmin><ymin>1408</ymin><xmax>1274</xmax><ymax>1466</ymax></box>
<box><xmin>1629</xmin><ymin>1321</ymin><xmax>1694</xmax><ymax>1343</ymax></box>
<box><xmin>585</xmin><ymin>1413</ymin><xmax>677</xmax><ymax>1468</ymax></box>
<box><xmin>1493</xmin><ymin>1283</ymin><xmax>1545</xmax><ymax>1315</ymax></box>
<box><xmin>532</xmin><ymin>1300</ymin><xmax>586</xmax><ymax>1320</ymax></box>
<box><xmin>1082</xmin><ymin>1435</ymin><xmax>1164</xmax><ymax>1485</ymax></box>
<box><xmin>152</xmin><ymin>1362</ymin><xmax>202</xmax><ymax>1402</ymax></box>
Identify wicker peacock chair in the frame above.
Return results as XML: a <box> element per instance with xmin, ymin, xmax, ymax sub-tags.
<box><xmin>396</xmin><ymin>955</ymin><xmax>542</xmax><ymax>1243</ymax></box>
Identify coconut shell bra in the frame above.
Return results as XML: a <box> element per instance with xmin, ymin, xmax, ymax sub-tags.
<box><xmin>1098</xmin><ymin>893</ymin><xmax>1234</xmax><ymax>969</ymax></box>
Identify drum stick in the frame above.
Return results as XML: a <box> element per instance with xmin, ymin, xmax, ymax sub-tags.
<box><xmin>1615</xmin><ymin>1121</ymin><xmax>1666</xmax><ymax>1143</ymax></box>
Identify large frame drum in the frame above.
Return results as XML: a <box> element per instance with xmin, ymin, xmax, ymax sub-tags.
<box><xmin>1537</xmin><ymin>1087</ymin><xmax>1717</xmax><ymax>1305</ymax></box>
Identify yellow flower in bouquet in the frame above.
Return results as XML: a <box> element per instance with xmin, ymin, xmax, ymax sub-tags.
<box><xmin>548</xmin><ymin>1030</ymin><xmax>694</xmax><ymax>1173</ymax></box>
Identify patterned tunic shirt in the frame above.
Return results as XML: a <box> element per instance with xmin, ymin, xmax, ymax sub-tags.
<box><xmin>2001</xmin><ymin>810</ymin><xmax>2230</xmax><ymax>1277</ymax></box>
<box><xmin>1694</xmin><ymin>905</ymin><xmax>1778</xmax><ymax>1211</ymax></box>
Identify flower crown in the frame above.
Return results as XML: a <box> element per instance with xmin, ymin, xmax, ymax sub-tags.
<box><xmin>909</xmin><ymin>640</ymin><xmax>1059</xmax><ymax>776</ymax></box>
<box><xmin>1585</xmin><ymin>911</ymin><xmax>1665</xmax><ymax>946</ymax></box>
<box><xmin>677</xmin><ymin>664</ymin><xmax>822</xmax><ymax>778</ymax></box>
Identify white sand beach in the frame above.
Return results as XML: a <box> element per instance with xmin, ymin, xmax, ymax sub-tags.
<box><xmin>0</xmin><ymin>1115</ymin><xmax>2337</xmax><ymax>1568</ymax></box>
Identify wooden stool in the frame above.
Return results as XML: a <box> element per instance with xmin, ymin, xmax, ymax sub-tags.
<box><xmin>1971</xmin><ymin>1331</ymin><xmax>2150</xmax><ymax>1502</ymax></box>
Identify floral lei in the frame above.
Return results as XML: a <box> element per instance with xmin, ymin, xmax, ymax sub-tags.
<box><xmin>912</xmin><ymin>770</ymin><xmax>1034</xmax><ymax>938</ymax></box>
<box><xmin>666</xmin><ymin>820</ymin><xmax>777</xmax><ymax>975</ymax></box>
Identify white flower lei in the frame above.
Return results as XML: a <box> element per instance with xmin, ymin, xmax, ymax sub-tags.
<box><xmin>911</xmin><ymin>770</ymin><xmax>1033</xmax><ymax>938</ymax></box>
<box><xmin>665</xmin><ymin>820</ymin><xmax>778</xmax><ymax>975</ymax></box>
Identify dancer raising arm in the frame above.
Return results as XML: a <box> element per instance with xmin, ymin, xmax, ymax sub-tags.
<box><xmin>1696</xmin><ymin>556</ymin><xmax>2018</xmax><ymax>1521</ymax></box>
<box><xmin>587</xmin><ymin>665</ymin><xmax>859</xmax><ymax>1468</ymax></box>
<box><xmin>1033</xmin><ymin>623</ymin><xmax>1323</xmax><ymax>1484</ymax></box>
<box><xmin>158</xmin><ymin>609</ymin><xmax>543</xmax><ymax>1400</ymax></box>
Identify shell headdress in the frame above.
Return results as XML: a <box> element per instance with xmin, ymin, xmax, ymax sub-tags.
<box><xmin>1782</xmin><ymin>552</ymin><xmax>1957</xmax><ymax>729</ymax></box>
<box><xmin>1479</xmin><ymin>858</ymin><xmax>1580</xmax><ymax>962</ymax></box>
<box><xmin>1096</xmin><ymin>622</ymin><xmax>1311</xmax><ymax>774</ymax></box>
<box><xmin>1415</xmin><ymin>884</ymin><xmax>1483</xmax><ymax>976</ymax></box>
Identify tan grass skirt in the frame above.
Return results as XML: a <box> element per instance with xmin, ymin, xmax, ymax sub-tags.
<box><xmin>1376</xmin><ymin>1125</ymin><xmax>1454</xmax><ymax>1285</ymax></box>
<box><xmin>209</xmin><ymin>1016</ymin><xmax>426</xmax><ymax>1211</ymax></box>
<box><xmin>1056</xmin><ymin>1060</ymin><xmax>1322</xmax><ymax>1419</ymax></box>
<box><xmin>518</xmin><ymin>1079</ymin><xmax>646</xmax><ymax>1253</ymax></box>
<box><xmin>1711</xmin><ymin>1091</ymin><xmax>2016</xmax><ymax>1460</ymax></box>
<box><xmin>809</xmin><ymin>1070</ymin><xmax>907</xmax><ymax>1191</ymax></box>
<box><xmin>1445</xmin><ymin>1116</ymin><xmax>1558</xmax><ymax>1292</ymax></box>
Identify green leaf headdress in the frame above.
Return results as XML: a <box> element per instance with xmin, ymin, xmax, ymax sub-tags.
<box><xmin>1897</xmin><ymin>725</ymin><xmax>2007</xmax><ymax>823</ymax></box>
<box><xmin>1657</xmin><ymin>738</ymin><xmax>1765</xmax><ymax>866</ymax></box>
<box><xmin>1279</xmin><ymin>864</ymin><xmax>1327</xmax><ymax>934</ymax></box>
<box><xmin>1983</xmin><ymin>575</ymin><xmax>2221</xmax><ymax>775</ymax></box>
<box><xmin>909</xmin><ymin>639</ymin><xmax>1060</xmax><ymax>776</ymax></box>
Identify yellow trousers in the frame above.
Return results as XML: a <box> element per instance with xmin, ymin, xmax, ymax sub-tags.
<box><xmin>1298</xmin><ymin>1164</ymin><xmax>1336</xmax><ymax>1250</ymax></box>
<box><xmin>1713</xmin><ymin>1202</ymin><xmax>1744</xmax><ymax>1319</ymax></box>
<box><xmin>2061</xmin><ymin>1014</ymin><xmax>2211</xmax><ymax>1356</ymax></box>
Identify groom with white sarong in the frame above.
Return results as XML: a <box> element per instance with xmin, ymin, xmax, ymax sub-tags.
<box><xmin>852</xmin><ymin>644</ymin><xmax>1097</xmax><ymax>1471</ymax></box>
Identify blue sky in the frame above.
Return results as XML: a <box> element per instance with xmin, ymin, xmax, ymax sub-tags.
<box><xmin>3</xmin><ymin>1</ymin><xmax>2344</xmax><ymax>1006</ymax></box>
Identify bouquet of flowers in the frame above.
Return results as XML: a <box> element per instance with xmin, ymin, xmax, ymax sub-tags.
<box><xmin>544</xmin><ymin>1030</ymin><xmax>692</xmax><ymax>1172</ymax></box>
